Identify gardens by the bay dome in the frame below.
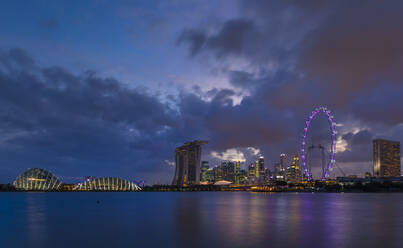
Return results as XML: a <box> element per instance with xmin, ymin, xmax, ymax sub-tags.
<box><xmin>14</xmin><ymin>168</ymin><xmax>62</xmax><ymax>191</ymax></box>
<box><xmin>75</xmin><ymin>177</ymin><xmax>141</xmax><ymax>191</ymax></box>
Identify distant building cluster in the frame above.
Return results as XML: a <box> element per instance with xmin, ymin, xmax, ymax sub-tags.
<box><xmin>172</xmin><ymin>141</ymin><xmax>305</xmax><ymax>186</ymax></box>
<box><xmin>198</xmin><ymin>154</ymin><xmax>303</xmax><ymax>185</ymax></box>
<box><xmin>173</xmin><ymin>138</ymin><xmax>402</xmax><ymax>187</ymax></box>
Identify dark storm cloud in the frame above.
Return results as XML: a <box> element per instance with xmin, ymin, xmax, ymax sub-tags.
<box><xmin>177</xmin><ymin>88</ymin><xmax>294</xmax><ymax>151</ymax></box>
<box><xmin>336</xmin><ymin>130</ymin><xmax>374</xmax><ymax>163</ymax></box>
<box><xmin>352</xmin><ymin>85</ymin><xmax>403</xmax><ymax>125</ymax></box>
<box><xmin>206</xmin><ymin>104</ymin><xmax>290</xmax><ymax>150</ymax></box>
<box><xmin>228</xmin><ymin>70</ymin><xmax>269</xmax><ymax>89</ymax></box>
<box><xmin>0</xmin><ymin>48</ymin><xmax>294</xmax><ymax>182</ymax></box>
<box><xmin>176</xmin><ymin>0</ymin><xmax>403</xmax><ymax>174</ymax></box>
<box><xmin>177</xmin><ymin>29</ymin><xmax>206</xmax><ymax>57</ymax></box>
<box><xmin>179</xmin><ymin>0</ymin><xmax>403</xmax><ymax>112</ymax></box>
<box><xmin>178</xmin><ymin>19</ymin><xmax>264</xmax><ymax>60</ymax></box>
<box><xmin>0</xmin><ymin>48</ymin><xmax>35</xmax><ymax>72</ymax></box>
<box><xmin>298</xmin><ymin>1</ymin><xmax>403</xmax><ymax>95</ymax></box>
<box><xmin>342</xmin><ymin>130</ymin><xmax>373</xmax><ymax>147</ymax></box>
<box><xmin>0</xmin><ymin>48</ymin><xmax>183</xmax><ymax>182</ymax></box>
<box><xmin>206</xmin><ymin>19</ymin><xmax>262</xmax><ymax>58</ymax></box>
<box><xmin>0</xmin><ymin>49</ymin><xmax>176</xmax><ymax>133</ymax></box>
<box><xmin>1</xmin><ymin>0</ymin><xmax>403</xmax><ymax>182</ymax></box>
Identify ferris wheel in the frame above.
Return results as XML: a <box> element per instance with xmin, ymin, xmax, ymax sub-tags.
<box><xmin>301</xmin><ymin>107</ymin><xmax>336</xmax><ymax>180</ymax></box>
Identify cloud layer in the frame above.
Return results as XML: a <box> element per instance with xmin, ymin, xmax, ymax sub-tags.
<box><xmin>1</xmin><ymin>0</ymin><xmax>403</xmax><ymax>183</ymax></box>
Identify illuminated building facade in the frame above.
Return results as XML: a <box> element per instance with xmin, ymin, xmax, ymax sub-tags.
<box><xmin>264</xmin><ymin>168</ymin><xmax>272</xmax><ymax>182</ymax></box>
<box><xmin>220</xmin><ymin>162</ymin><xmax>236</xmax><ymax>181</ymax></box>
<box><xmin>213</xmin><ymin>166</ymin><xmax>223</xmax><ymax>181</ymax></box>
<box><xmin>257</xmin><ymin>156</ymin><xmax>265</xmax><ymax>180</ymax></box>
<box><xmin>172</xmin><ymin>140</ymin><xmax>207</xmax><ymax>186</ymax></box>
<box><xmin>280</xmin><ymin>154</ymin><xmax>286</xmax><ymax>180</ymax></box>
<box><xmin>200</xmin><ymin>161</ymin><xmax>209</xmax><ymax>182</ymax></box>
<box><xmin>234</xmin><ymin>161</ymin><xmax>241</xmax><ymax>184</ymax></box>
<box><xmin>240</xmin><ymin>169</ymin><xmax>247</xmax><ymax>184</ymax></box>
<box><xmin>274</xmin><ymin>163</ymin><xmax>283</xmax><ymax>180</ymax></box>
<box><xmin>75</xmin><ymin>177</ymin><xmax>141</xmax><ymax>191</ymax></box>
<box><xmin>373</xmin><ymin>139</ymin><xmax>401</xmax><ymax>177</ymax></box>
<box><xmin>286</xmin><ymin>155</ymin><xmax>301</xmax><ymax>183</ymax></box>
<box><xmin>206</xmin><ymin>168</ymin><xmax>214</xmax><ymax>182</ymax></box>
<box><xmin>248</xmin><ymin>163</ymin><xmax>256</xmax><ymax>178</ymax></box>
<box><xmin>227</xmin><ymin>161</ymin><xmax>235</xmax><ymax>182</ymax></box>
<box><xmin>14</xmin><ymin>168</ymin><xmax>61</xmax><ymax>191</ymax></box>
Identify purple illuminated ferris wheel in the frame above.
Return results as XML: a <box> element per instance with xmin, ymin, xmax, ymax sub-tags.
<box><xmin>301</xmin><ymin>107</ymin><xmax>336</xmax><ymax>180</ymax></box>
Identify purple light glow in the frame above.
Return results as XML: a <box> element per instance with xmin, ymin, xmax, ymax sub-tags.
<box><xmin>301</xmin><ymin>107</ymin><xmax>337</xmax><ymax>180</ymax></box>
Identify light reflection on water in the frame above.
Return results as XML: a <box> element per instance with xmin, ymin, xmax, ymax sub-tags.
<box><xmin>26</xmin><ymin>193</ymin><xmax>47</xmax><ymax>247</ymax></box>
<box><xmin>1</xmin><ymin>192</ymin><xmax>403</xmax><ymax>248</ymax></box>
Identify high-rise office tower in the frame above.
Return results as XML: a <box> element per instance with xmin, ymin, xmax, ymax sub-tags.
<box><xmin>213</xmin><ymin>166</ymin><xmax>223</xmax><ymax>181</ymax></box>
<box><xmin>254</xmin><ymin>160</ymin><xmax>259</xmax><ymax>178</ymax></box>
<box><xmin>286</xmin><ymin>155</ymin><xmax>301</xmax><ymax>183</ymax></box>
<box><xmin>264</xmin><ymin>168</ymin><xmax>271</xmax><ymax>182</ymax></box>
<box><xmin>280</xmin><ymin>154</ymin><xmax>286</xmax><ymax>180</ymax></box>
<box><xmin>274</xmin><ymin>163</ymin><xmax>282</xmax><ymax>180</ymax></box>
<box><xmin>373</xmin><ymin>139</ymin><xmax>401</xmax><ymax>177</ymax></box>
<box><xmin>227</xmin><ymin>161</ymin><xmax>235</xmax><ymax>182</ymax></box>
<box><xmin>280</xmin><ymin>154</ymin><xmax>286</xmax><ymax>168</ymax></box>
<box><xmin>235</xmin><ymin>161</ymin><xmax>241</xmax><ymax>184</ymax></box>
<box><xmin>221</xmin><ymin>162</ymin><xmax>229</xmax><ymax>180</ymax></box>
<box><xmin>257</xmin><ymin>156</ymin><xmax>265</xmax><ymax>180</ymax></box>
<box><xmin>248</xmin><ymin>163</ymin><xmax>256</xmax><ymax>178</ymax></box>
<box><xmin>172</xmin><ymin>140</ymin><xmax>208</xmax><ymax>186</ymax></box>
<box><xmin>206</xmin><ymin>168</ymin><xmax>214</xmax><ymax>182</ymax></box>
<box><xmin>200</xmin><ymin>161</ymin><xmax>209</xmax><ymax>182</ymax></box>
<box><xmin>240</xmin><ymin>169</ymin><xmax>247</xmax><ymax>184</ymax></box>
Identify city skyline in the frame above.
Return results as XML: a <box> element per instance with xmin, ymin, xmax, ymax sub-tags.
<box><xmin>0</xmin><ymin>1</ymin><xmax>403</xmax><ymax>185</ymax></box>
<box><xmin>6</xmin><ymin>135</ymin><xmax>400</xmax><ymax>188</ymax></box>
<box><xmin>3</xmin><ymin>2</ymin><xmax>403</xmax><ymax>248</ymax></box>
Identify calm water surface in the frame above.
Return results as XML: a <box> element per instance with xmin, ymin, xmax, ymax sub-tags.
<box><xmin>1</xmin><ymin>192</ymin><xmax>403</xmax><ymax>248</ymax></box>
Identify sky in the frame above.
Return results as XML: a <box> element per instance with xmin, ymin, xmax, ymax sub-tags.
<box><xmin>0</xmin><ymin>0</ymin><xmax>403</xmax><ymax>184</ymax></box>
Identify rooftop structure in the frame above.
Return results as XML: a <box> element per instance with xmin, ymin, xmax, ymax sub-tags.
<box><xmin>172</xmin><ymin>140</ymin><xmax>208</xmax><ymax>186</ymax></box>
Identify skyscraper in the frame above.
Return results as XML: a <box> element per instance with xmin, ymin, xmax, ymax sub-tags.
<box><xmin>280</xmin><ymin>154</ymin><xmax>287</xmax><ymax>181</ymax></box>
<box><xmin>235</xmin><ymin>161</ymin><xmax>241</xmax><ymax>184</ymax></box>
<box><xmin>221</xmin><ymin>162</ymin><xmax>229</xmax><ymax>181</ymax></box>
<box><xmin>200</xmin><ymin>161</ymin><xmax>209</xmax><ymax>182</ymax></box>
<box><xmin>248</xmin><ymin>163</ymin><xmax>256</xmax><ymax>178</ymax></box>
<box><xmin>227</xmin><ymin>161</ymin><xmax>235</xmax><ymax>182</ymax></box>
<box><xmin>257</xmin><ymin>156</ymin><xmax>265</xmax><ymax>180</ymax></box>
<box><xmin>172</xmin><ymin>140</ymin><xmax>208</xmax><ymax>186</ymax></box>
<box><xmin>373</xmin><ymin>139</ymin><xmax>401</xmax><ymax>178</ymax></box>
<box><xmin>264</xmin><ymin>168</ymin><xmax>271</xmax><ymax>182</ymax></box>
<box><xmin>286</xmin><ymin>155</ymin><xmax>301</xmax><ymax>183</ymax></box>
<box><xmin>206</xmin><ymin>168</ymin><xmax>214</xmax><ymax>182</ymax></box>
<box><xmin>213</xmin><ymin>166</ymin><xmax>223</xmax><ymax>181</ymax></box>
<box><xmin>274</xmin><ymin>163</ymin><xmax>282</xmax><ymax>180</ymax></box>
<box><xmin>240</xmin><ymin>169</ymin><xmax>247</xmax><ymax>184</ymax></box>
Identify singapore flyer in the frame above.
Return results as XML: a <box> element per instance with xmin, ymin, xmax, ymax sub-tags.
<box><xmin>301</xmin><ymin>107</ymin><xmax>336</xmax><ymax>180</ymax></box>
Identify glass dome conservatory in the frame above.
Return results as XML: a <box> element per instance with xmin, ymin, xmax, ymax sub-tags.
<box><xmin>75</xmin><ymin>177</ymin><xmax>141</xmax><ymax>191</ymax></box>
<box><xmin>14</xmin><ymin>168</ymin><xmax>62</xmax><ymax>191</ymax></box>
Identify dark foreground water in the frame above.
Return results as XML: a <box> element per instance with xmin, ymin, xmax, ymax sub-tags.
<box><xmin>1</xmin><ymin>192</ymin><xmax>403</xmax><ymax>248</ymax></box>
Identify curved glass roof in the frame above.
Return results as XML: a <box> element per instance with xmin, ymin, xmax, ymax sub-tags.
<box><xmin>14</xmin><ymin>168</ymin><xmax>61</xmax><ymax>191</ymax></box>
<box><xmin>75</xmin><ymin>177</ymin><xmax>141</xmax><ymax>191</ymax></box>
